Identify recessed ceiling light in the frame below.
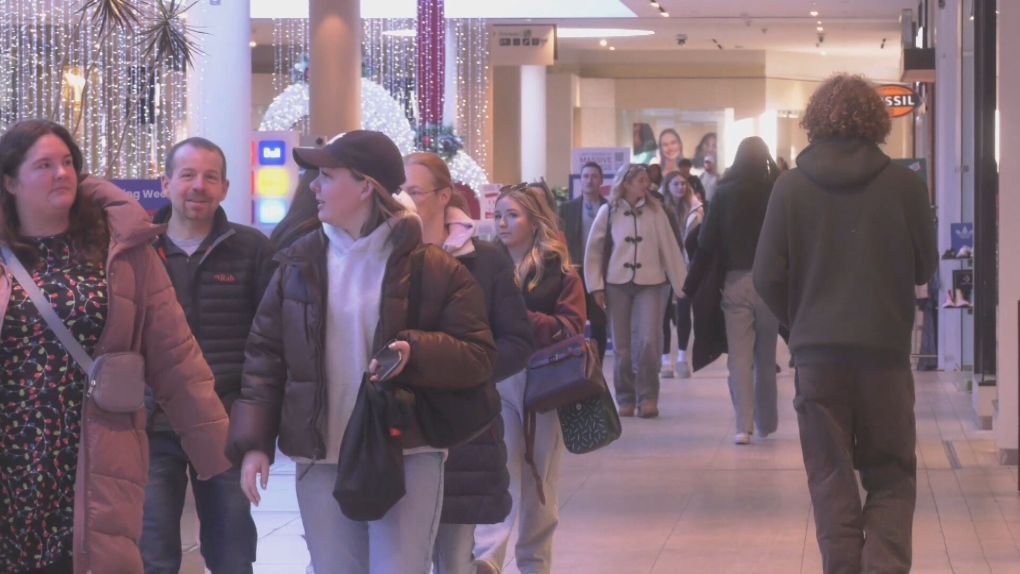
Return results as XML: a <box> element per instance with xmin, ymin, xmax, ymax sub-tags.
<box><xmin>810</xmin><ymin>11</ymin><xmax>819</xmax><ymax>17</ymax></box>
<box><xmin>817</xmin><ymin>20</ymin><xmax>822</xmax><ymax>25</ymax></box>
<box><xmin>609</xmin><ymin>46</ymin><xmax>616</xmax><ymax>51</ymax></box>
<box><xmin>661</xmin><ymin>11</ymin><xmax>670</xmax><ymax>17</ymax></box>
<box><xmin>651</xmin><ymin>1</ymin><xmax>660</xmax><ymax>7</ymax></box>
<box><xmin>820</xmin><ymin>50</ymin><xmax>827</xmax><ymax>55</ymax></box>
<box><xmin>249</xmin><ymin>41</ymin><xmax>257</xmax><ymax>48</ymax></box>
<box><xmin>556</xmin><ymin>28</ymin><xmax>655</xmax><ymax>38</ymax></box>
<box><xmin>599</xmin><ymin>39</ymin><xmax>608</xmax><ymax>47</ymax></box>
<box><xmin>817</xmin><ymin>27</ymin><xmax>824</xmax><ymax>31</ymax></box>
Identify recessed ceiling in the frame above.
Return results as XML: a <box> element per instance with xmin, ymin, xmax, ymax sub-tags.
<box><xmin>250</xmin><ymin>0</ymin><xmax>637</xmax><ymax>19</ymax></box>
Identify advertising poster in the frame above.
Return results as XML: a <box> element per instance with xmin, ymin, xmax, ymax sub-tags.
<box><xmin>112</xmin><ymin>179</ymin><xmax>167</xmax><ymax>215</ymax></box>
<box><xmin>571</xmin><ymin>147</ymin><xmax>630</xmax><ymax>176</ymax></box>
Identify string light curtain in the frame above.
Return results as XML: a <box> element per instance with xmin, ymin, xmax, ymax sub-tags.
<box><xmin>0</xmin><ymin>1</ymin><xmax>187</xmax><ymax>179</ymax></box>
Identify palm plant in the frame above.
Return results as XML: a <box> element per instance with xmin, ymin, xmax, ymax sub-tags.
<box><xmin>63</xmin><ymin>0</ymin><xmax>204</xmax><ymax>176</ymax></box>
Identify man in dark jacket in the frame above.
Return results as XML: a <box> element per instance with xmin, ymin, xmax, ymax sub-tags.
<box><xmin>140</xmin><ymin>137</ymin><xmax>276</xmax><ymax>574</ymax></box>
<box><xmin>558</xmin><ymin>161</ymin><xmax>608</xmax><ymax>360</ymax></box>
<box><xmin>753</xmin><ymin>74</ymin><xmax>938</xmax><ymax>574</ymax></box>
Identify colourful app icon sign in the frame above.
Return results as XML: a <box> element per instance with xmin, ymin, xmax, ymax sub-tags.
<box><xmin>256</xmin><ymin>167</ymin><xmax>289</xmax><ymax>197</ymax></box>
<box><xmin>258</xmin><ymin>140</ymin><xmax>287</xmax><ymax>166</ymax></box>
<box><xmin>256</xmin><ymin>198</ymin><xmax>289</xmax><ymax>224</ymax></box>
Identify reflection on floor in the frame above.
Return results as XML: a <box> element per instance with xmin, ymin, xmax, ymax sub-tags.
<box><xmin>179</xmin><ymin>350</ymin><xmax>1020</xmax><ymax>573</ymax></box>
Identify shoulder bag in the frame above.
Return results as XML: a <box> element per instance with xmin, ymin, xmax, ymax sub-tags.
<box><xmin>2</xmin><ymin>246</ymin><xmax>145</xmax><ymax>413</ymax></box>
<box><xmin>524</xmin><ymin>318</ymin><xmax>606</xmax><ymax>413</ymax></box>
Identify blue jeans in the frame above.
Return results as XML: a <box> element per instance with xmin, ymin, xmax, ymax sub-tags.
<box><xmin>140</xmin><ymin>431</ymin><xmax>257</xmax><ymax>574</ymax></box>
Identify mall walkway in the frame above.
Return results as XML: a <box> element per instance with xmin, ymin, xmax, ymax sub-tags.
<box><xmin>179</xmin><ymin>348</ymin><xmax>1020</xmax><ymax>573</ymax></box>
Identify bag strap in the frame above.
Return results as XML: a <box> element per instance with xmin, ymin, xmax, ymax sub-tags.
<box><xmin>406</xmin><ymin>246</ymin><xmax>426</xmax><ymax>331</ymax></box>
<box><xmin>524</xmin><ymin>409</ymin><xmax>547</xmax><ymax>506</ymax></box>
<box><xmin>1</xmin><ymin>245</ymin><xmax>94</xmax><ymax>372</ymax></box>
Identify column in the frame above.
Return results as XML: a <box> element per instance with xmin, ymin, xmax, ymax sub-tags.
<box><xmin>934</xmin><ymin>0</ymin><xmax>963</xmax><ymax>372</ymax></box>
<box><xmin>186</xmin><ymin>0</ymin><xmax>252</xmax><ymax>224</ymax></box>
<box><xmin>996</xmin><ymin>0</ymin><xmax>1019</xmax><ymax>464</ymax></box>
<box><xmin>520</xmin><ymin>65</ymin><xmax>547</xmax><ymax>182</ymax></box>
<box><xmin>308</xmin><ymin>0</ymin><xmax>361</xmax><ymax>138</ymax></box>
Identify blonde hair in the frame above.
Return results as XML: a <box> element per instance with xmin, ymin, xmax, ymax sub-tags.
<box><xmin>496</xmin><ymin>186</ymin><xmax>571</xmax><ymax>292</ymax></box>
<box><xmin>609</xmin><ymin>163</ymin><xmax>659</xmax><ymax>212</ymax></box>
<box><xmin>352</xmin><ymin>167</ymin><xmax>407</xmax><ymax>237</ymax></box>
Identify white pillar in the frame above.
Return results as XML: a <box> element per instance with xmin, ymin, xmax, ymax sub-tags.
<box><xmin>996</xmin><ymin>1</ymin><xmax>1019</xmax><ymax>463</ymax></box>
<box><xmin>186</xmin><ymin>0</ymin><xmax>252</xmax><ymax>225</ymax></box>
<box><xmin>443</xmin><ymin>20</ymin><xmax>458</xmax><ymax>130</ymax></box>
<box><xmin>520</xmin><ymin>65</ymin><xmax>547</xmax><ymax>182</ymax></box>
<box><xmin>935</xmin><ymin>0</ymin><xmax>963</xmax><ymax>371</ymax></box>
<box><xmin>308</xmin><ymin>0</ymin><xmax>361</xmax><ymax>138</ymax></box>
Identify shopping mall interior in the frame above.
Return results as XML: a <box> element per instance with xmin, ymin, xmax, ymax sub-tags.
<box><xmin>1</xmin><ymin>0</ymin><xmax>1019</xmax><ymax>572</ymax></box>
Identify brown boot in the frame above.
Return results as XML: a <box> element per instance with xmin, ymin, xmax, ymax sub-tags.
<box><xmin>637</xmin><ymin>400</ymin><xmax>659</xmax><ymax>418</ymax></box>
<box><xmin>618</xmin><ymin>404</ymin><xmax>635</xmax><ymax>417</ymax></box>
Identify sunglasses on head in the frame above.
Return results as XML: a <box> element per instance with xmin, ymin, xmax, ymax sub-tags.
<box><xmin>499</xmin><ymin>182</ymin><xmax>529</xmax><ymax>193</ymax></box>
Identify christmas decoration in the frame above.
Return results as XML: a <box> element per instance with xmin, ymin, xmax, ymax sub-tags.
<box><xmin>415</xmin><ymin>123</ymin><xmax>463</xmax><ymax>160</ymax></box>
<box><xmin>416</xmin><ymin>0</ymin><xmax>445</xmax><ymax>126</ymax></box>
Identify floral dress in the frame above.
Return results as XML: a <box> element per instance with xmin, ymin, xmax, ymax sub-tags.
<box><xmin>0</xmin><ymin>235</ymin><xmax>107</xmax><ymax>572</ymax></box>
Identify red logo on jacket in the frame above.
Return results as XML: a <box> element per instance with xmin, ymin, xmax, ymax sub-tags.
<box><xmin>214</xmin><ymin>274</ymin><xmax>236</xmax><ymax>283</ymax></box>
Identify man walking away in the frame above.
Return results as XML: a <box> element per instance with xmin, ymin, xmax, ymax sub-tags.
<box><xmin>753</xmin><ymin>74</ymin><xmax>938</xmax><ymax>574</ymax></box>
<box><xmin>140</xmin><ymin>137</ymin><xmax>277</xmax><ymax>574</ymax></box>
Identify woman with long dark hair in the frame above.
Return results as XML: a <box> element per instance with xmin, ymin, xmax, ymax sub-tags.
<box><xmin>697</xmin><ymin>136</ymin><xmax>780</xmax><ymax>445</ymax></box>
<box><xmin>661</xmin><ymin>172</ymin><xmax>704</xmax><ymax>377</ymax></box>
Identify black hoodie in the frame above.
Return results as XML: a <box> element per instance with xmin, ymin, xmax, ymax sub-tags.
<box><xmin>752</xmin><ymin>138</ymin><xmax>938</xmax><ymax>366</ymax></box>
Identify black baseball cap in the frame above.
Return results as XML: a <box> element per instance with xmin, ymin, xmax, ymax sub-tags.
<box><xmin>292</xmin><ymin>130</ymin><xmax>405</xmax><ymax>194</ymax></box>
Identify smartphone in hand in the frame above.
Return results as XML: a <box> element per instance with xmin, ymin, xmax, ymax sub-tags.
<box><xmin>371</xmin><ymin>345</ymin><xmax>403</xmax><ymax>381</ymax></box>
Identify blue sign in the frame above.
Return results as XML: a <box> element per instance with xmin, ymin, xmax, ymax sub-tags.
<box><xmin>950</xmin><ymin>222</ymin><xmax>974</xmax><ymax>253</ymax></box>
<box><xmin>258</xmin><ymin>140</ymin><xmax>287</xmax><ymax>166</ymax></box>
<box><xmin>112</xmin><ymin>179</ymin><xmax>169</xmax><ymax>215</ymax></box>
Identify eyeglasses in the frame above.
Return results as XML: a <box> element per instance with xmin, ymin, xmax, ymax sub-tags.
<box><xmin>400</xmin><ymin>185</ymin><xmax>448</xmax><ymax>199</ymax></box>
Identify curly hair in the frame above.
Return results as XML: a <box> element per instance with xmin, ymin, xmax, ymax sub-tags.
<box><xmin>800</xmin><ymin>74</ymin><xmax>892</xmax><ymax>144</ymax></box>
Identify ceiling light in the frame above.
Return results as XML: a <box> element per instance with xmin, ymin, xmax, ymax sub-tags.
<box><xmin>650</xmin><ymin>1</ymin><xmax>660</xmax><ymax>7</ymax></box>
<box><xmin>817</xmin><ymin>27</ymin><xmax>824</xmax><ymax>31</ymax></box>
<box><xmin>599</xmin><ymin>39</ymin><xmax>608</xmax><ymax>47</ymax></box>
<box><xmin>609</xmin><ymin>46</ymin><xmax>616</xmax><ymax>51</ymax></box>
<box><xmin>661</xmin><ymin>11</ymin><xmax>670</xmax><ymax>17</ymax></box>
<box><xmin>249</xmin><ymin>41</ymin><xmax>257</xmax><ymax>48</ymax></box>
<box><xmin>556</xmin><ymin>28</ymin><xmax>655</xmax><ymax>38</ymax></box>
<box><xmin>810</xmin><ymin>11</ymin><xmax>819</xmax><ymax>17</ymax></box>
<box><xmin>817</xmin><ymin>21</ymin><xmax>822</xmax><ymax>25</ymax></box>
<box><xmin>820</xmin><ymin>50</ymin><xmax>827</xmax><ymax>56</ymax></box>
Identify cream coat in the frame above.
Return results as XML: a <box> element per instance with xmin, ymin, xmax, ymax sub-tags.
<box><xmin>583</xmin><ymin>199</ymin><xmax>687</xmax><ymax>294</ymax></box>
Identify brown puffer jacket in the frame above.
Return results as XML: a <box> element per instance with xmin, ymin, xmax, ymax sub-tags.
<box><xmin>0</xmin><ymin>176</ymin><xmax>231</xmax><ymax>573</ymax></box>
<box><xmin>226</xmin><ymin>216</ymin><xmax>496</xmax><ymax>464</ymax></box>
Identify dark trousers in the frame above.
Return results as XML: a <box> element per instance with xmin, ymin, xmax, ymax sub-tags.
<box><xmin>140</xmin><ymin>431</ymin><xmax>258</xmax><ymax>574</ymax></box>
<box><xmin>579</xmin><ymin>266</ymin><xmax>608</xmax><ymax>362</ymax></box>
<box><xmin>663</xmin><ymin>295</ymin><xmax>692</xmax><ymax>353</ymax></box>
<box><xmin>794</xmin><ymin>365</ymin><xmax>917</xmax><ymax>574</ymax></box>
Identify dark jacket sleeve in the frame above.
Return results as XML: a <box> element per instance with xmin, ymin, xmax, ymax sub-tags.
<box><xmin>905</xmin><ymin>180</ymin><xmax>939</xmax><ymax>286</ymax></box>
<box><xmin>225</xmin><ymin>267</ymin><xmax>287</xmax><ymax>465</ymax></box>
<box><xmin>253</xmin><ymin>233</ymin><xmax>279</xmax><ymax>304</ymax></box>
<box><xmin>398</xmin><ymin>253</ymin><xmax>497</xmax><ymax>390</ymax></box>
<box><xmin>529</xmin><ymin>268</ymin><xmax>588</xmax><ymax>348</ymax></box>
<box><xmin>698</xmin><ymin>187</ymin><xmax>723</xmax><ymax>253</ymax></box>
<box><xmin>681</xmin><ymin>224</ymin><xmax>704</xmax><ymax>297</ymax></box>
<box><xmin>752</xmin><ymin>187</ymin><xmax>791</xmax><ymax>326</ymax></box>
<box><xmin>488</xmin><ymin>249</ymin><xmax>536</xmax><ymax>382</ymax></box>
<box><xmin>139</xmin><ymin>249</ymin><xmax>231</xmax><ymax>477</ymax></box>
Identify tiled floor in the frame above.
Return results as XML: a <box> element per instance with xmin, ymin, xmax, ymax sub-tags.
<box><xmin>179</xmin><ymin>348</ymin><xmax>1020</xmax><ymax>573</ymax></box>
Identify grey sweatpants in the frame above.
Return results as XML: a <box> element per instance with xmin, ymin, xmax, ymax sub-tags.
<box><xmin>721</xmin><ymin>270</ymin><xmax>779</xmax><ymax>435</ymax></box>
<box><xmin>794</xmin><ymin>364</ymin><xmax>917</xmax><ymax>574</ymax></box>
<box><xmin>605</xmin><ymin>282</ymin><xmax>671</xmax><ymax>407</ymax></box>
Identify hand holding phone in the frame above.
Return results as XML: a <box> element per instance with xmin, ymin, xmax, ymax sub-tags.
<box><xmin>370</xmin><ymin>340</ymin><xmax>411</xmax><ymax>382</ymax></box>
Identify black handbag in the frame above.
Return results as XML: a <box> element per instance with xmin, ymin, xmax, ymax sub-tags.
<box><xmin>405</xmin><ymin>246</ymin><xmax>502</xmax><ymax>448</ymax></box>
<box><xmin>557</xmin><ymin>388</ymin><xmax>622</xmax><ymax>454</ymax></box>
<box><xmin>333</xmin><ymin>373</ymin><xmax>408</xmax><ymax>521</ymax></box>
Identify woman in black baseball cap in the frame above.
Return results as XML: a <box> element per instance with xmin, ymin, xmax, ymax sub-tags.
<box><xmin>228</xmin><ymin>130</ymin><xmax>497</xmax><ymax>573</ymax></box>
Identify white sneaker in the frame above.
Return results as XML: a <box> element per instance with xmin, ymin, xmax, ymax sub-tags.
<box><xmin>734</xmin><ymin>432</ymin><xmax>751</xmax><ymax>445</ymax></box>
<box><xmin>957</xmin><ymin>245</ymin><xmax>973</xmax><ymax>258</ymax></box>
<box><xmin>675</xmin><ymin>360</ymin><xmax>691</xmax><ymax>378</ymax></box>
<box><xmin>660</xmin><ymin>359</ymin><xmax>674</xmax><ymax>378</ymax></box>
